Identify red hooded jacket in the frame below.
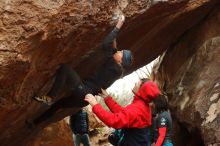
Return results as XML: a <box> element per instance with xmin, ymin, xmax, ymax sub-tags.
<box><xmin>92</xmin><ymin>81</ymin><xmax>160</xmax><ymax>129</ymax></box>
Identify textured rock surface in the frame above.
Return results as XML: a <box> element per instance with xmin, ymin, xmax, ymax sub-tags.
<box><xmin>32</xmin><ymin>120</ymin><xmax>73</xmax><ymax>146</ymax></box>
<box><xmin>0</xmin><ymin>0</ymin><xmax>219</xmax><ymax>145</ymax></box>
<box><xmin>154</xmin><ymin>5</ymin><xmax>220</xmax><ymax>146</ymax></box>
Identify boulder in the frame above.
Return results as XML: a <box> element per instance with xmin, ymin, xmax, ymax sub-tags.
<box><xmin>0</xmin><ymin>0</ymin><xmax>219</xmax><ymax>145</ymax></box>
<box><xmin>154</xmin><ymin>4</ymin><xmax>220</xmax><ymax>145</ymax></box>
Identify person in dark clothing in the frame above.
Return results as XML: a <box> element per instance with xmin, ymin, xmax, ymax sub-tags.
<box><xmin>30</xmin><ymin>15</ymin><xmax>132</xmax><ymax>126</ymax></box>
<box><xmin>147</xmin><ymin>108</ymin><xmax>157</xmax><ymax>146</ymax></box>
<box><xmin>147</xmin><ymin>102</ymin><xmax>156</xmax><ymax>146</ymax></box>
<box><xmin>69</xmin><ymin>108</ymin><xmax>90</xmax><ymax>146</ymax></box>
<box><xmin>34</xmin><ymin>14</ymin><xmax>132</xmax><ymax>105</ymax></box>
<box><xmin>153</xmin><ymin>95</ymin><xmax>173</xmax><ymax>146</ymax></box>
<box><xmin>85</xmin><ymin>80</ymin><xmax>161</xmax><ymax>146</ymax></box>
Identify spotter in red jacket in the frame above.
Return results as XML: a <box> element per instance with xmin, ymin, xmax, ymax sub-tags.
<box><xmin>92</xmin><ymin>81</ymin><xmax>160</xmax><ymax>129</ymax></box>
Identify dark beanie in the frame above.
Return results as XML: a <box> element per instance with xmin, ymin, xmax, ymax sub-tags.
<box><xmin>122</xmin><ymin>50</ymin><xmax>132</xmax><ymax>68</ymax></box>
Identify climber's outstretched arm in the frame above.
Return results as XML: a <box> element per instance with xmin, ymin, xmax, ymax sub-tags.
<box><xmin>102</xmin><ymin>15</ymin><xmax>125</xmax><ymax>55</ymax></box>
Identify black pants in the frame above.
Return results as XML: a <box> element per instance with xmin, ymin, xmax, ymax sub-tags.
<box><xmin>34</xmin><ymin>64</ymin><xmax>92</xmax><ymax>125</ymax></box>
<box><xmin>47</xmin><ymin>64</ymin><xmax>81</xmax><ymax>98</ymax></box>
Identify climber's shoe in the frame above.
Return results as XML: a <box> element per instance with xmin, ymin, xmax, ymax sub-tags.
<box><xmin>33</xmin><ymin>95</ymin><xmax>53</xmax><ymax>105</ymax></box>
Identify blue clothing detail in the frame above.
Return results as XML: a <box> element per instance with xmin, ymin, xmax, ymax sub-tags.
<box><xmin>115</xmin><ymin>129</ymin><xmax>124</xmax><ymax>145</ymax></box>
<box><xmin>108</xmin><ymin>129</ymin><xmax>124</xmax><ymax>146</ymax></box>
<box><xmin>70</xmin><ymin>109</ymin><xmax>89</xmax><ymax>134</ymax></box>
<box><xmin>163</xmin><ymin>142</ymin><xmax>173</xmax><ymax>146</ymax></box>
<box><xmin>73</xmin><ymin>133</ymin><xmax>90</xmax><ymax>146</ymax></box>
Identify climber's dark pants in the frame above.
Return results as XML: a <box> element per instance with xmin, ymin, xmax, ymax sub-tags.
<box><xmin>47</xmin><ymin>64</ymin><xmax>81</xmax><ymax>98</ymax></box>
<box><xmin>34</xmin><ymin>64</ymin><xmax>92</xmax><ymax>125</ymax></box>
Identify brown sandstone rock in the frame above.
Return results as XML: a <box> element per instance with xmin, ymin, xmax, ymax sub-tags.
<box><xmin>154</xmin><ymin>4</ymin><xmax>220</xmax><ymax>146</ymax></box>
<box><xmin>0</xmin><ymin>0</ymin><xmax>219</xmax><ymax>145</ymax></box>
<box><xmin>31</xmin><ymin>120</ymin><xmax>73</xmax><ymax>146</ymax></box>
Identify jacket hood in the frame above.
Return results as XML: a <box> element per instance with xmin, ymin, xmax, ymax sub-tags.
<box><xmin>135</xmin><ymin>81</ymin><xmax>160</xmax><ymax>103</ymax></box>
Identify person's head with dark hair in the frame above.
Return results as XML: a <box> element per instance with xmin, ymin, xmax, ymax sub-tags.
<box><xmin>153</xmin><ymin>94</ymin><xmax>169</xmax><ymax>113</ymax></box>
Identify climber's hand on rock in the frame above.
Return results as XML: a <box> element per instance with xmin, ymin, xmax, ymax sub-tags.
<box><xmin>119</xmin><ymin>14</ymin><xmax>125</xmax><ymax>22</ymax></box>
<box><xmin>85</xmin><ymin>94</ymin><xmax>98</xmax><ymax>106</ymax></box>
<box><xmin>116</xmin><ymin>14</ymin><xmax>125</xmax><ymax>29</ymax></box>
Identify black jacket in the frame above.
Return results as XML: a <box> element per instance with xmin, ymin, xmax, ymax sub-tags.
<box><xmin>155</xmin><ymin>111</ymin><xmax>172</xmax><ymax>143</ymax></box>
<box><xmin>69</xmin><ymin>109</ymin><xmax>89</xmax><ymax>134</ymax></box>
<box><xmin>83</xmin><ymin>27</ymin><xmax>123</xmax><ymax>94</ymax></box>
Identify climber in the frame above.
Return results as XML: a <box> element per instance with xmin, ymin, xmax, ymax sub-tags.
<box><xmin>29</xmin><ymin>14</ymin><xmax>133</xmax><ymax>126</ymax></box>
<box><xmin>33</xmin><ymin>14</ymin><xmax>132</xmax><ymax>106</ymax></box>
<box><xmin>85</xmin><ymin>80</ymin><xmax>160</xmax><ymax>146</ymax></box>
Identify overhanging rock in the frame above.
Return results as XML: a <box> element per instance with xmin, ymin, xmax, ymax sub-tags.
<box><xmin>0</xmin><ymin>0</ymin><xmax>219</xmax><ymax>145</ymax></box>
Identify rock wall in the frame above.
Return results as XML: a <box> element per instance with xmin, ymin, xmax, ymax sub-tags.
<box><xmin>154</xmin><ymin>4</ymin><xmax>220</xmax><ymax>146</ymax></box>
<box><xmin>0</xmin><ymin>0</ymin><xmax>219</xmax><ymax>145</ymax></box>
<box><xmin>31</xmin><ymin>120</ymin><xmax>73</xmax><ymax>146</ymax></box>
